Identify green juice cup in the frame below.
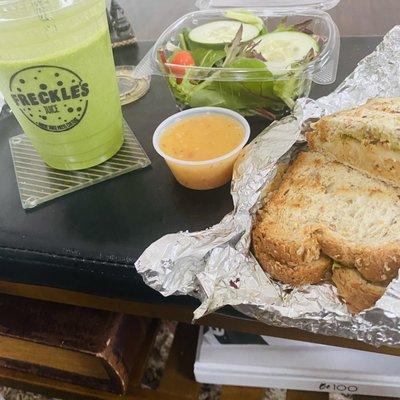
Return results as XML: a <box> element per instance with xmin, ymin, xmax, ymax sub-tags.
<box><xmin>0</xmin><ymin>0</ymin><xmax>124</xmax><ymax>170</ymax></box>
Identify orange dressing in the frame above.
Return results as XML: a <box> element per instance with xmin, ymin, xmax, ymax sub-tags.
<box><xmin>159</xmin><ymin>114</ymin><xmax>244</xmax><ymax>161</ymax></box>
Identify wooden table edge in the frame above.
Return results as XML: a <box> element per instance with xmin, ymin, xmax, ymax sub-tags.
<box><xmin>0</xmin><ymin>279</ymin><xmax>399</xmax><ymax>356</ymax></box>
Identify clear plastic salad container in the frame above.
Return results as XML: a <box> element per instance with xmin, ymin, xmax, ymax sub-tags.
<box><xmin>148</xmin><ymin>0</ymin><xmax>340</xmax><ymax>120</ymax></box>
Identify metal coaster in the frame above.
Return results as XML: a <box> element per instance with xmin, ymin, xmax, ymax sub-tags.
<box><xmin>116</xmin><ymin>65</ymin><xmax>151</xmax><ymax>105</ymax></box>
<box><xmin>9</xmin><ymin>121</ymin><xmax>151</xmax><ymax>210</ymax></box>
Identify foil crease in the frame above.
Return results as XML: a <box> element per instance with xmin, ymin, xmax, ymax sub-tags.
<box><xmin>136</xmin><ymin>26</ymin><xmax>400</xmax><ymax>348</ymax></box>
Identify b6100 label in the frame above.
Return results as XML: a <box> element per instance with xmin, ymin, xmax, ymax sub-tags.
<box><xmin>319</xmin><ymin>382</ymin><xmax>358</xmax><ymax>393</ymax></box>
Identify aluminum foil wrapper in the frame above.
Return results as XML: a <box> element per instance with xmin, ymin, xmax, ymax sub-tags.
<box><xmin>136</xmin><ymin>26</ymin><xmax>400</xmax><ymax>348</ymax></box>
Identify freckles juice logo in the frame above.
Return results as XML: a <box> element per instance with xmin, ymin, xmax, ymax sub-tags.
<box><xmin>9</xmin><ymin>65</ymin><xmax>90</xmax><ymax>132</ymax></box>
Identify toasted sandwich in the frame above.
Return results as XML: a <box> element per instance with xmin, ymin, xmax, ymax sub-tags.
<box><xmin>307</xmin><ymin>98</ymin><xmax>400</xmax><ymax>188</ymax></box>
<box><xmin>252</xmin><ymin>151</ymin><xmax>400</xmax><ymax>288</ymax></box>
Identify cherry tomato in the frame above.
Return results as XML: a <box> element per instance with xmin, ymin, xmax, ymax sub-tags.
<box><xmin>170</xmin><ymin>51</ymin><xmax>195</xmax><ymax>82</ymax></box>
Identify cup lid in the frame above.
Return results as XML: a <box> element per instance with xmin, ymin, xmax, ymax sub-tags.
<box><xmin>196</xmin><ymin>0</ymin><xmax>340</xmax><ymax>11</ymax></box>
<box><xmin>116</xmin><ymin>66</ymin><xmax>151</xmax><ymax>105</ymax></box>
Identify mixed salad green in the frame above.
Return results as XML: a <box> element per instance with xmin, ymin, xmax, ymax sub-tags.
<box><xmin>158</xmin><ymin>10</ymin><xmax>323</xmax><ymax>119</ymax></box>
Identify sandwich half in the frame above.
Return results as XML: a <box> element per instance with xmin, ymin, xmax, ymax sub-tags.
<box><xmin>307</xmin><ymin>97</ymin><xmax>400</xmax><ymax>188</ymax></box>
<box><xmin>252</xmin><ymin>151</ymin><xmax>400</xmax><ymax>286</ymax></box>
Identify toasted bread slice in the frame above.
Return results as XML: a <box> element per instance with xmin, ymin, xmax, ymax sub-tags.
<box><xmin>259</xmin><ymin>163</ymin><xmax>290</xmax><ymax>205</ymax></box>
<box><xmin>252</xmin><ymin>151</ymin><xmax>400</xmax><ymax>284</ymax></box>
<box><xmin>253</xmin><ymin>161</ymin><xmax>332</xmax><ymax>286</ymax></box>
<box><xmin>332</xmin><ymin>264</ymin><xmax>386</xmax><ymax>313</ymax></box>
<box><xmin>307</xmin><ymin>97</ymin><xmax>400</xmax><ymax>188</ymax></box>
<box><xmin>253</xmin><ymin>162</ymin><xmax>331</xmax><ymax>286</ymax></box>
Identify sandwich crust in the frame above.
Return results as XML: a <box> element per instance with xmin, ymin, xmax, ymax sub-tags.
<box><xmin>252</xmin><ymin>229</ymin><xmax>332</xmax><ymax>286</ymax></box>
<box><xmin>332</xmin><ymin>265</ymin><xmax>386</xmax><ymax>314</ymax></box>
<box><xmin>317</xmin><ymin>230</ymin><xmax>399</xmax><ymax>283</ymax></box>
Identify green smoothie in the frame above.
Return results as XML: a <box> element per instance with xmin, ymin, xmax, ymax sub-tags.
<box><xmin>0</xmin><ymin>0</ymin><xmax>123</xmax><ymax>170</ymax></box>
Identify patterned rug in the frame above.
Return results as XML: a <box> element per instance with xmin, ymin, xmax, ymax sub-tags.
<box><xmin>0</xmin><ymin>386</ymin><xmax>355</xmax><ymax>399</ymax></box>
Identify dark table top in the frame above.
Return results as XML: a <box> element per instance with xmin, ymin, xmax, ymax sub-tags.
<box><xmin>0</xmin><ymin>37</ymin><xmax>381</xmax><ymax>310</ymax></box>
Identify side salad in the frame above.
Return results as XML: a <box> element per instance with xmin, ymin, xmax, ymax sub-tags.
<box><xmin>157</xmin><ymin>10</ymin><xmax>323</xmax><ymax>119</ymax></box>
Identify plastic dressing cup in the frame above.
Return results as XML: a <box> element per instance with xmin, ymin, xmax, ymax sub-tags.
<box><xmin>153</xmin><ymin>107</ymin><xmax>250</xmax><ymax>190</ymax></box>
<box><xmin>0</xmin><ymin>0</ymin><xmax>124</xmax><ymax>170</ymax></box>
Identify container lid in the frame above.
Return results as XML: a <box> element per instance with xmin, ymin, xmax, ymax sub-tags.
<box><xmin>116</xmin><ymin>66</ymin><xmax>151</xmax><ymax>105</ymax></box>
<box><xmin>196</xmin><ymin>0</ymin><xmax>340</xmax><ymax>11</ymax></box>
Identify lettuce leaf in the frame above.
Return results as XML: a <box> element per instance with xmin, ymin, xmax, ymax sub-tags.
<box><xmin>168</xmin><ymin>56</ymin><xmax>292</xmax><ymax>117</ymax></box>
<box><xmin>225</xmin><ymin>9</ymin><xmax>265</xmax><ymax>33</ymax></box>
<box><xmin>192</xmin><ymin>47</ymin><xmax>226</xmax><ymax>67</ymax></box>
<box><xmin>274</xmin><ymin>17</ymin><xmax>314</xmax><ymax>35</ymax></box>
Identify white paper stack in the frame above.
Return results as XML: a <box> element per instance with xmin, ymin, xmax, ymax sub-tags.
<box><xmin>195</xmin><ymin>327</ymin><xmax>400</xmax><ymax>398</ymax></box>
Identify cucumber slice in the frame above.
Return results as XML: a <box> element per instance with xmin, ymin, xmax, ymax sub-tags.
<box><xmin>253</xmin><ymin>31</ymin><xmax>319</xmax><ymax>75</ymax></box>
<box><xmin>188</xmin><ymin>20</ymin><xmax>260</xmax><ymax>47</ymax></box>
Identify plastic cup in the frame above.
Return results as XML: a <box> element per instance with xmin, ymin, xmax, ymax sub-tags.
<box><xmin>153</xmin><ymin>107</ymin><xmax>250</xmax><ymax>190</ymax></box>
<box><xmin>0</xmin><ymin>0</ymin><xmax>124</xmax><ymax>170</ymax></box>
